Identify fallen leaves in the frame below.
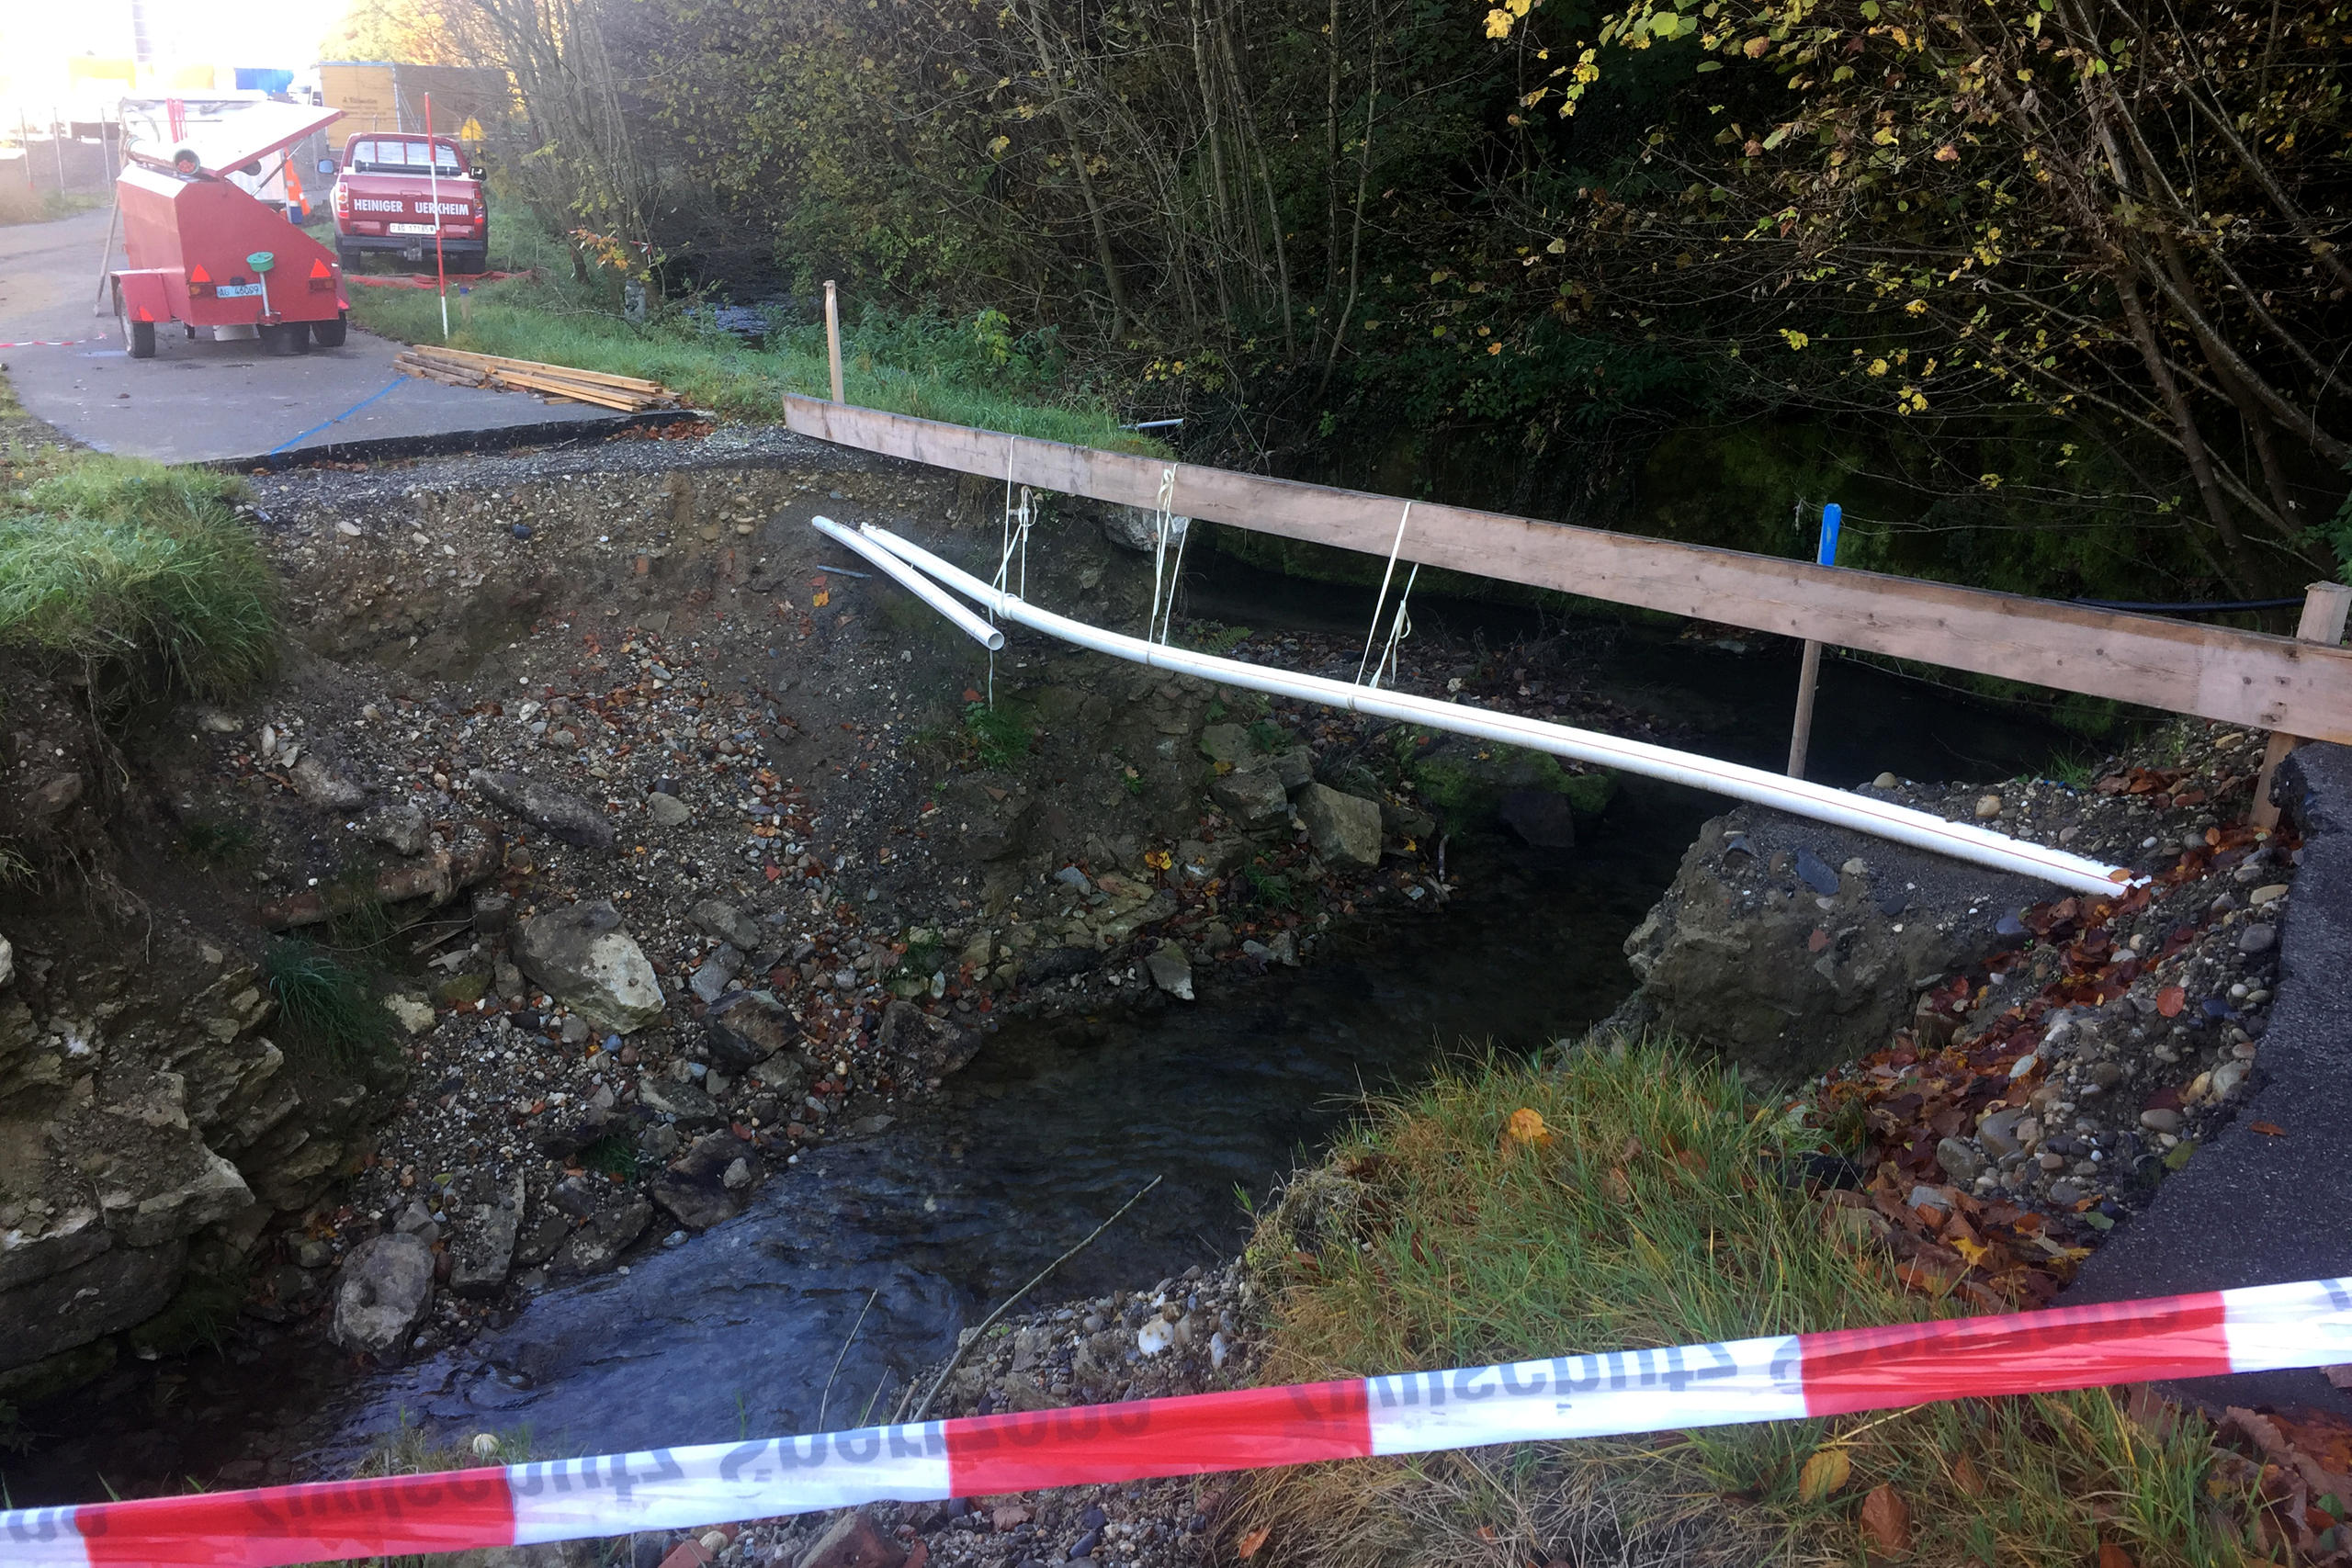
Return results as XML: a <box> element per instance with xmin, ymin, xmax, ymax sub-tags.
<box><xmin>1798</xmin><ymin>1447</ymin><xmax>1852</xmax><ymax>1503</ymax></box>
<box><xmin>1859</xmin><ymin>1483</ymin><xmax>1911</xmax><ymax>1554</ymax></box>
<box><xmin>2097</xmin><ymin>1543</ymin><xmax>2137</xmax><ymax>1568</ymax></box>
<box><xmin>1502</xmin><ymin>1108</ymin><xmax>1555</xmax><ymax>1148</ymax></box>
<box><xmin>2252</xmin><ymin>1121</ymin><xmax>2289</xmax><ymax>1137</ymax></box>
<box><xmin>2156</xmin><ymin>985</ymin><xmax>2187</xmax><ymax>1018</ymax></box>
<box><xmin>1235</xmin><ymin>1526</ymin><xmax>1271</xmax><ymax>1559</ymax></box>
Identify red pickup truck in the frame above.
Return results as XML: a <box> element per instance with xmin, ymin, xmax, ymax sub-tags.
<box><xmin>325</xmin><ymin>132</ymin><xmax>489</xmax><ymax>274</ymax></box>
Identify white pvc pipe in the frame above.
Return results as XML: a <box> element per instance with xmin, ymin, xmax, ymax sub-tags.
<box><xmin>812</xmin><ymin>516</ymin><xmax>1004</xmax><ymax>650</ymax></box>
<box><xmin>842</xmin><ymin>522</ymin><xmax>2137</xmax><ymax>896</ymax></box>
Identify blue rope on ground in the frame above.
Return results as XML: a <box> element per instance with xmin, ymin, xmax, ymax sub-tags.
<box><xmin>266</xmin><ymin>376</ymin><xmax>406</xmax><ymax>456</ymax></box>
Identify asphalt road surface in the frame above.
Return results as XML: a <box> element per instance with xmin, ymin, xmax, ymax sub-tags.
<box><xmin>0</xmin><ymin>205</ymin><xmax>611</xmax><ymax>463</ymax></box>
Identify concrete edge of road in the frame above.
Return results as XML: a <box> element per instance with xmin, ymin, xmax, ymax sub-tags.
<box><xmin>2065</xmin><ymin>740</ymin><xmax>2352</xmax><ymax>1419</ymax></box>
<box><xmin>209</xmin><ymin>405</ymin><xmax>713</xmax><ymax>472</ymax></box>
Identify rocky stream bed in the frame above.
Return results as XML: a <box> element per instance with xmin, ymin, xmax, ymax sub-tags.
<box><xmin>0</xmin><ymin>423</ymin><xmax>2326</xmax><ymax>1567</ymax></box>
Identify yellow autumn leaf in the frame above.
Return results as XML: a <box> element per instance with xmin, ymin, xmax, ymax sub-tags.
<box><xmin>1951</xmin><ymin>1235</ymin><xmax>1992</xmax><ymax>1268</ymax></box>
<box><xmin>1502</xmin><ymin>1108</ymin><xmax>1554</xmax><ymax>1146</ymax></box>
<box><xmin>1866</xmin><ymin>357</ymin><xmax>1889</xmax><ymax>376</ymax></box>
<box><xmin>1145</xmin><ymin>848</ymin><xmax>1172</xmax><ymax>871</ymax></box>
<box><xmin>1797</xmin><ymin>1446</ymin><xmax>1852</xmax><ymax>1503</ymax></box>
<box><xmin>1485</xmin><ymin>7</ymin><xmax>1514</xmax><ymax>38</ymax></box>
<box><xmin>812</xmin><ymin>590</ymin><xmax>831</xmax><ymax>607</ymax></box>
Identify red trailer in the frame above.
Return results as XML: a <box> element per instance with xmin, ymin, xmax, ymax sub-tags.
<box><xmin>111</xmin><ymin>101</ymin><xmax>352</xmax><ymax>358</ymax></box>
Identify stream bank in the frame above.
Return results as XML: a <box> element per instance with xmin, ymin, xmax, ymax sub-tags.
<box><xmin>1</xmin><ymin>425</ymin><xmax>2084</xmax><ymax>1529</ymax></box>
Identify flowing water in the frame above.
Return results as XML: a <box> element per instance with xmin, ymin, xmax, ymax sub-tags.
<box><xmin>3</xmin><ymin>578</ymin><xmax>2086</xmax><ymax>1503</ymax></box>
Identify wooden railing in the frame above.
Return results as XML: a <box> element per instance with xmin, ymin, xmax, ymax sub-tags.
<box><xmin>780</xmin><ymin>393</ymin><xmax>2352</xmax><ymax>795</ymax></box>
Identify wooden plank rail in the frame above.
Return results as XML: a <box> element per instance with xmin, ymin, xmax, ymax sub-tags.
<box><xmin>782</xmin><ymin>394</ymin><xmax>2352</xmax><ymax>746</ymax></box>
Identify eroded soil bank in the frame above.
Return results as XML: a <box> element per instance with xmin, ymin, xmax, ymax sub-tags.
<box><xmin>0</xmin><ymin>424</ymin><xmax>2085</xmax><ymax>1529</ymax></box>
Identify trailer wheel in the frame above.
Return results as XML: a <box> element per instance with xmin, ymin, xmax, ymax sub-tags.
<box><xmin>311</xmin><ymin>312</ymin><xmax>348</xmax><ymax>349</ymax></box>
<box><xmin>121</xmin><ymin>310</ymin><xmax>156</xmax><ymax>359</ymax></box>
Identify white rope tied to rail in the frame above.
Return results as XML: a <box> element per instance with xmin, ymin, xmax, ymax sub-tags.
<box><xmin>1147</xmin><ymin>465</ymin><xmax>1192</xmax><ymax>645</ymax></box>
<box><xmin>985</xmin><ymin>438</ymin><xmax>1035</xmax><ymax>707</ymax></box>
<box><xmin>1355</xmin><ymin>502</ymin><xmax>1415</xmax><ymax>686</ymax></box>
<box><xmin>1367</xmin><ymin>563</ymin><xmax>1420</xmax><ymax>691</ymax></box>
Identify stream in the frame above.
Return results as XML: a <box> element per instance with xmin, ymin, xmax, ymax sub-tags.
<box><xmin>4</xmin><ymin>579</ymin><xmax>2085</xmax><ymax>1505</ymax></box>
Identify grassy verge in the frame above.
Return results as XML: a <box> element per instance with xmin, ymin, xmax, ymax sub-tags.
<box><xmin>1239</xmin><ymin>1040</ymin><xmax>2253</xmax><ymax>1567</ymax></box>
<box><xmin>0</xmin><ymin>392</ymin><xmax>276</xmax><ymax>700</ymax></box>
<box><xmin>0</xmin><ymin>187</ymin><xmax>105</xmax><ymax>227</ymax></box>
<box><xmin>334</xmin><ymin>211</ymin><xmax>1155</xmax><ymax>450</ymax></box>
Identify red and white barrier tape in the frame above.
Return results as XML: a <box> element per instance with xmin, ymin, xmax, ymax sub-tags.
<box><xmin>0</xmin><ymin>336</ymin><xmax>103</xmax><ymax>349</ymax></box>
<box><xmin>6</xmin><ymin>1277</ymin><xmax>2347</xmax><ymax>1566</ymax></box>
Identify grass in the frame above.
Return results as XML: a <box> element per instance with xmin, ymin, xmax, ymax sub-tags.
<box><xmin>261</xmin><ymin>939</ymin><xmax>393</xmax><ymax>1073</ymax></box>
<box><xmin>336</xmin><ymin>209</ymin><xmax>1157</xmax><ymax>450</ymax></box>
<box><xmin>964</xmin><ymin>700</ymin><xmax>1035</xmax><ymax>770</ymax></box>
<box><xmin>0</xmin><ymin>186</ymin><xmax>103</xmax><ymax>227</ymax></box>
<box><xmin>0</xmin><ymin>444</ymin><xmax>276</xmax><ymax>702</ymax></box>
<box><xmin>182</xmin><ymin>818</ymin><xmax>258</xmax><ymax>866</ymax></box>
<box><xmin>1244</xmin><ymin>861</ymin><xmax>1298</xmax><ymax>910</ymax></box>
<box><xmin>581</xmin><ymin>1134</ymin><xmax>639</xmax><ymax>1182</ymax></box>
<box><xmin>1238</xmin><ymin>1039</ymin><xmax>2256</xmax><ymax>1568</ymax></box>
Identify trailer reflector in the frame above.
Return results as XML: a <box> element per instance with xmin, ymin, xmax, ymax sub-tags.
<box><xmin>310</xmin><ymin>258</ymin><xmax>333</xmax><ymax>278</ymax></box>
<box><xmin>188</xmin><ymin>264</ymin><xmax>211</xmax><ymax>283</ymax></box>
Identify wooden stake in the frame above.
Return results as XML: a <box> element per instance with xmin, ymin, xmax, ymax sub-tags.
<box><xmin>2251</xmin><ymin>581</ymin><xmax>2352</xmax><ymax>829</ymax></box>
<box><xmin>1787</xmin><ymin>637</ymin><xmax>1825</xmax><ymax>779</ymax></box>
<box><xmin>1787</xmin><ymin>502</ymin><xmax>1841</xmax><ymax>779</ymax></box>
<box><xmin>824</xmin><ymin>279</ymin><xmax>844</xmax><ymax>403</ymax></box>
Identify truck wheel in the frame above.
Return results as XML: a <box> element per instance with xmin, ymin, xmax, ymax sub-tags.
<box><xmin>311</xmin><ymin>312</ymin><xmax>347</xmax><ymax>349</ymax></box>
<box><xmin>337</xmin><ymin>246</ymin><xmax>362</xmax><ymax>274</ymax></box>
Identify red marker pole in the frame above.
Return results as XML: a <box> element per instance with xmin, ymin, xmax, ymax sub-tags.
<box><xmin>425</xmin><ymin>93</ymin><xmax>449</xmax><ymax>340</ymax></box>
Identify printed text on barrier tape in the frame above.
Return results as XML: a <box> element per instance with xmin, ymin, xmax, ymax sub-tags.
<box><xmin>5</xmin><ymin>1278</ymin><xmax>2348</xmax><ymax>1567</ymax></box>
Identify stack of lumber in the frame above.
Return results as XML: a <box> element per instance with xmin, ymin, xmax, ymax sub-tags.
<box><xmin>392</xmin><ymin>344</ymin><xmax>677</xmax><ymax>412</ymax></box>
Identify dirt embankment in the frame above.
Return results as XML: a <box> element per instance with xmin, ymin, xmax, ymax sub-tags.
<box><xmin>2</xmin><ymin>426</ymin><xmax>1632</xmax><ymax>1472</ymax></box>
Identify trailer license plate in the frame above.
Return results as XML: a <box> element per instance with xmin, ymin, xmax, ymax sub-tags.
<box><xmin>214</xmin><ymin>283</ymin><xmax>263</xmax><ymax>297</ymax></box>
<box><xmin>389</xmin><ymin>223</ymin><xmax>438</xmax><ymax>235</ymax></box>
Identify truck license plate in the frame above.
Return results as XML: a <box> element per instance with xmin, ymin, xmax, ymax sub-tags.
<box><xmin>214</xmin><ymin>283</ymin><xmax>263</xmax><ymax>297</ymax></box>
<box><xmin>389</xmin><ymin>223</ymin><xmax>438</xmax><ymax>235</ymax></box>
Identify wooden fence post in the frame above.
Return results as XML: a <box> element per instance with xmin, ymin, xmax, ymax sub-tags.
<box><xmin>824</xmin><ymin>280</ymin><xmax>844</xmax><ymax>404</ymax></box>
<box><xmin>1787</xmin><ymin>502</ymin><xmax>1841</xmax><ymax>779</ymax></box>
<box><xmin>2251</xmin><ymin>581</ymin><xmax>2352</xmax><ymax>829</ymax></box>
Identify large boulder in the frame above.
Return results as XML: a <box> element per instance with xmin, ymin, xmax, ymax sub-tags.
<box><xmin>1210</xmin><ymin>765</ymin><xmax>1290</xmax><ymax>830</ymax></box>
<box><xmin>514</xmin><ymin>900</ymin><xmax>665</xmax><ymax>1033</ymax></box>
<box><xmin>649</xmin><ymin>1132</ymin><xmax>758</xmax><ymax>1232</ymax></box>
<box><xmin>1294</xmin><ymin>784</ymin><xmax>1383</xmax><ymax>871</ymax></box>
<box><xmin>704</xmin><ymin>989</ymin><xmax>798</xmax><ymax>1071</ymax></box>
<box><xmin>1403</xmin><ymin>733</ymin><xmax>1614</xmax><ymax>836</ymax></box>
<box><xmin>449</xmin><ymin>1176</ymin><xmax>526</xmax><ymax>1298</ymax></box>
<box><xmin>470</xmin><ymin>770</ymin><xmax>615</xmax><ymax>851</ymax></box>
<box><xmin>1620</xmin><ymin>806</ymin><xmax>2042</xmax><ymax>1082</ymax></box>
<box><xmin>554</xmin><ymin>1200</ymin><xmax>650</xmax><ymax>1278</ymax></box>
<box><xmin>331</xmin><ymin>1233</ymin><xmax>435</xmax><ymax>1355</ymax></box>
<box><xmin>877</xmin><ymin>999</ymin><xmax>983</xmax><ymax>1080</ymax></box>
<box><xmin>690</xmin><ymin>898</ymin><xmax>761</xmax><ymax>951</ymax></box>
